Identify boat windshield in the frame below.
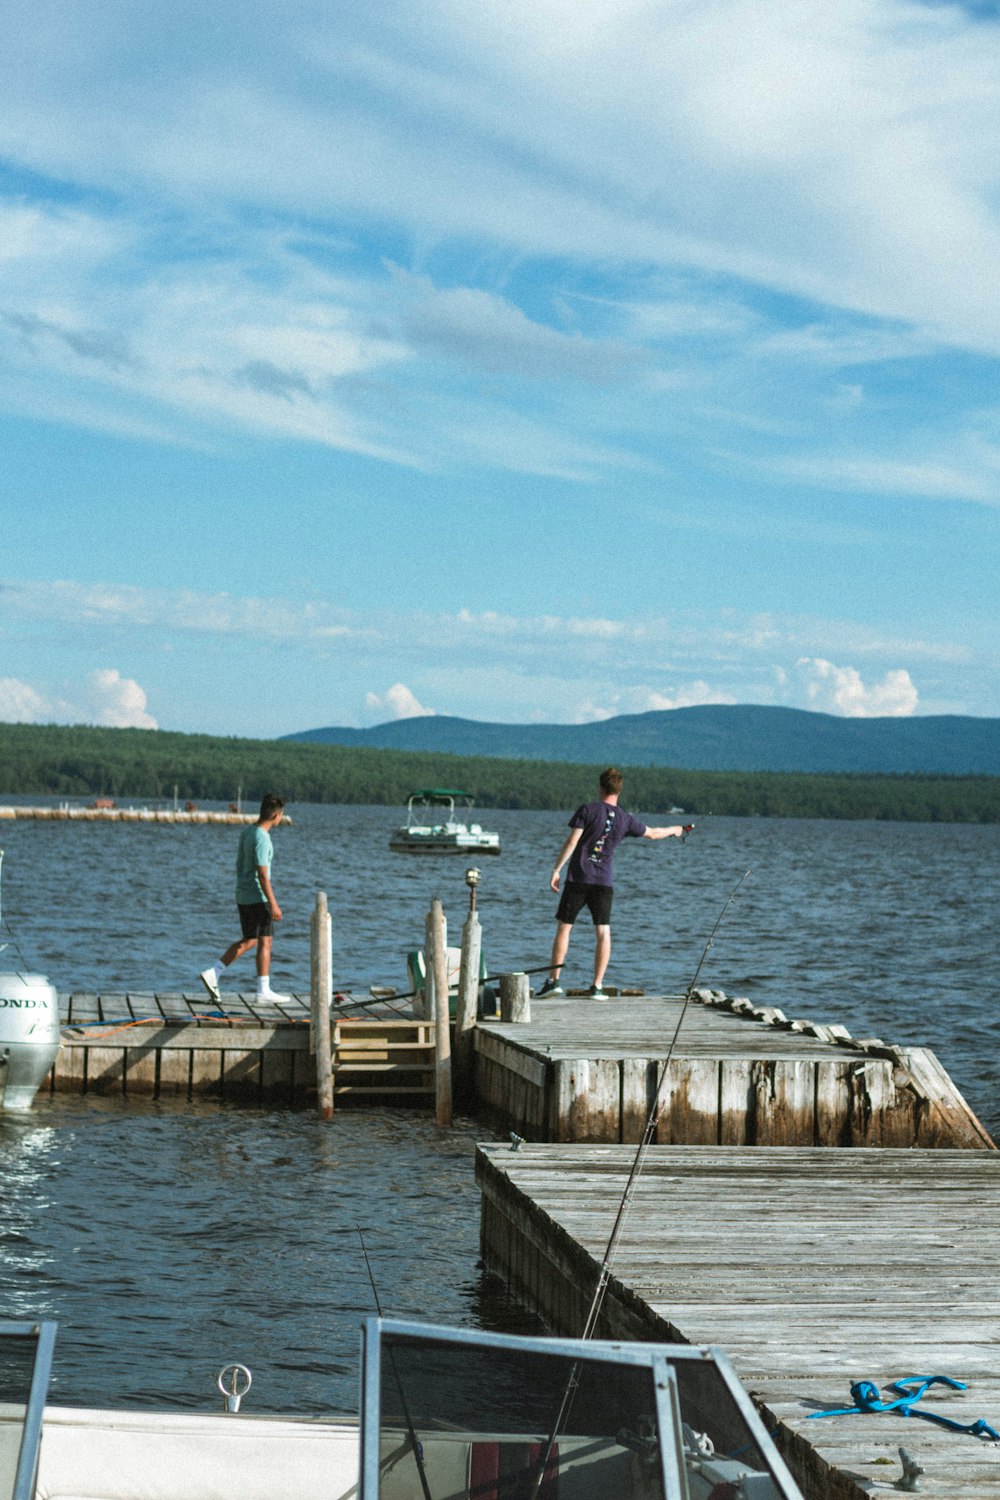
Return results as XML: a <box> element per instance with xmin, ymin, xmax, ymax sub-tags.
<box><xmin>359</xmin><ymin>1319</ymin><xmax>802</xmax><ymax>1499</ymax></box>
<box><xmin>405</xmin><ymin>791</ymin><xmax>474</xmax><ymax>824</ymax></box>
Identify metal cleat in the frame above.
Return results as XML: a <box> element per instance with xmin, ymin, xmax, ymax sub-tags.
<box><xmin>897</xmin><ymin>1445</ymin><xmax>924</xmax><ymax>1491</ymax></box>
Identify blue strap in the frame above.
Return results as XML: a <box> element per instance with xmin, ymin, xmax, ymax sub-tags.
<box><xmin>809</xmin><ymin>1375</ymin><xmax>999</xmax><ymax>1441</ymax></box>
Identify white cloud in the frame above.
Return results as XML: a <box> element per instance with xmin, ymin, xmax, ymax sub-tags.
<box><xmin>4</xmin><ymin>576</ymin><xmax>986</xmax><ymax>723</ymax></box>
<box><xmin>84</xmin><ymin>669</ymin><xmax>158</xmax><ymax>729</ymax></box>
<box><xmin>643</xmin><ymin>682</ymin><xmax>737</xmax><ymax>711</ymax></box>
<box><xmin>0</xmin><ymin>668</ymin><xmax>157</xmax><ymax>728</ymax></box>
<box><xmin>0</xmin><ymin>201</ymin><xmax>126</xmax><ymax>278</ymax></box>
<box><xmin>753</xmin><ymin>324</ymin><xmax>928</xmax><ymax>366</ymax></box>
<box><xmin>747</xmin><ymin>452</ymin><xmax>998</xmax><ymax>504</ymax></box>
<box><xmin>4</xmin><ymin>6</ymin><xmax>1000</xmax><ymax>500</ymax></box>
<box><xmin>0</xmin><ymin>210</ymin><xmax>648</xmax><ymax>477</ymax></box>
<box><xmin>793</xmin><ymin>657</ymin><xmax>919</xmax><ymax>717</ymax></box>
<box><xmin>0</xmin><ymin>676</ymin><xmax>51</xmax><ymax>722</ymax></box>
<box><xmin>2</xmin><ymin>574</ymin><xmax>971</xmax><ymax>682</ymax></box>
<box><xmin>364</xmin><ymin>683</ymin><xmax>435</xmax><ymax>720</ymax></box>
<box><xmin>0</xmin><ymin>579</ymin><xmax>374</xmax><ymax>644</ymax></box>
<box><xmin>571</xmin><ymin>681</ymin><xmax>737</xmax><ymax>721</ymax></box>
<box><xmin>573</xmin><ymin>699</ymin><xmax>617</xmax><ymax>723</ymax></box>
<box><xmin>393</xmin><ymin>268</ymin><xmax>647</xmax><ymax>383</ymax></box>
<box><xmin>3</xmin><ymin>3</ymin><xmax>1000</xmax><ymax>366</ymax></box>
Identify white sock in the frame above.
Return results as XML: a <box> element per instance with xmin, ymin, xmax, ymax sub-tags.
<box><xmin>256</xmin><ymin>977</ymin><xmax>272</xmax><ymax>997</ymax></box>
<box><xmin>213</xmin><ymin>962</ymin><xmax>226</xmax><ymax>979</ymax></box>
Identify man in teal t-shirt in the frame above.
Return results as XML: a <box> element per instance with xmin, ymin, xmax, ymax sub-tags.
<box><xmin>236</xmin><ymin>820</ymin><xmax>275</xmax><ymax>905</ymax></box>
<box><xmin>199</xmin><ymin>793</ymin><xmax>290</xmax><ymax>1004</ymax></box>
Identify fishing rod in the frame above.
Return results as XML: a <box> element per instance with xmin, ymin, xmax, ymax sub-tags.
<box><xmin>340</xmin><ymin>962</ymin><xmax>586</xmax><ymax>1020</ymax></box>
<box><xmin>334</xmin><ymin>990</ymin><xmax>415</xmax><ymax>1018</ymax></box>
<box><xmin>358</xmin><ymin>1227</ymin><xmax>433</xmax><ymax>1500</ymax></box>
<box><xmin>580</xmin><ymin>866</ymin><xmax>752</xmax><ymax>1339</ymax></box>
<box><xmin>528</xmin><ymin>869</ymin><xmax>752</xmax><ymax>1491</ymax></box>
<box><xmin>358</xmin><ymin>962</ymin><xmax>557</xmax><ymax>1011</ymax></box>
<box><xmin>0</xmin><ymin>848</ymin><xmax>36</xmax><ymax>971</ymax></box>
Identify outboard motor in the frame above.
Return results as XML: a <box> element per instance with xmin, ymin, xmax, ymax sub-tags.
<box><xmin>0</xmin><ymin>973</ymin><xmax>61</xmax><ymax>1111</ymax></box>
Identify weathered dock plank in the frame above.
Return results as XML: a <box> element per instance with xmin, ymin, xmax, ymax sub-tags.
<box><xmin>475</xmin><ymin>995</ymin><xmax>992</xmax><ymax>1148</ymax></box>
<box><xmin>477</xmin><ymin>1143</ymin><xmax>1000</xmax><ymax>1499</ymax></box>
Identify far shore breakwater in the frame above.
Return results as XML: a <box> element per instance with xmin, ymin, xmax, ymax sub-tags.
<box><xmin>0</xmin><ymin>802</ymin><xmax>255</xmax><ymax>824</ymax></box>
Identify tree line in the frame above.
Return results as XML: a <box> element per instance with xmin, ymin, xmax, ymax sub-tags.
<box><xmin>0</xmin><ymin>721</ymin><xmax>997</xmax><ymax>822</ymax></box>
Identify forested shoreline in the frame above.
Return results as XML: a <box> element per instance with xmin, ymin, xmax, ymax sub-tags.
<box><xmin>0</xmin><ymin>721</ymin><xmax>997</xmax><ymax>822</ymax></box>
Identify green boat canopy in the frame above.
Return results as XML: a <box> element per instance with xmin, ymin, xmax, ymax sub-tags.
<box><xmin>408</xmin><ymin>788</ymin><xmax>473</xmax><ymax>801</ymax></box>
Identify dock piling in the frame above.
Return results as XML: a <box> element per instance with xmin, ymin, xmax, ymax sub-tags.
<box><xmin>429</xmin><ymin>898</ymin><xmax>453</xmax><ymax>1126</ymax></box>
<box><xmin>310</xmin><ymin>891</ymin><xmax>334</xmax><ymax>1120</ymax></box>
<box><xmin>499</xmin><ymin>972</ymin><xmax>530</xmax><ymax>1024</ymax></box>
<box><xmin>417</xmin><ymin>904</ymin><xmax>448</xmax><ymax>1021</ymax></box>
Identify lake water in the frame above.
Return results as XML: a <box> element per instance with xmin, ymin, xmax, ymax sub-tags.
<box><xmin>1</xmin><ymin>801</ymin><xmax>997</xmax><ymax>1413</ymax></box>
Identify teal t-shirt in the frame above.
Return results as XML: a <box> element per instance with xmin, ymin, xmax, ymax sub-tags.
<box><xmin>235</xmin><ymin>824</ymin><xmax>273</xmax><ymax>904</ymax></box>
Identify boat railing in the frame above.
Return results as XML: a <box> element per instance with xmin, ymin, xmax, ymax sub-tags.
<box><xmin>0</xmin><ymin>1320</ymin><xmax>56</xmax><ymax>1500</ymax></box>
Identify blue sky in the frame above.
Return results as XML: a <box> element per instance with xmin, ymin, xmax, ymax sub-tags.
<box><xmin>1</xmin><ymin>0</ymin><xmax>998</xmax><ymax>738</ymax></box>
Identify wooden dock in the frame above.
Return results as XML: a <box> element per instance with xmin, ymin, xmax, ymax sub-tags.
<box><xmin>42</xmin><ymin>984</ymin><xmax>993</xmax><ymax>1150</ymax></box>
<box><xmin>477</xmin><ymin>1142</ymin><xmax>1000</xmax><ymax>1500</ymax></box>
<box><xmin>48</xmin><ymin>992</ymin><xmax>435</xmax><ymax>1103</ymax></box>
<box><xmin>474</xmin><ymin>990</ymin><xmax>993</xmax><ymax>1149</ymax></box>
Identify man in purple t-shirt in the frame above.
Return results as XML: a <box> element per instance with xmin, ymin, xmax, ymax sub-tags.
<box><xmin>539</xmin><ymin>767</ymin><xmax>689</xmax><ymax>999</ymax></box>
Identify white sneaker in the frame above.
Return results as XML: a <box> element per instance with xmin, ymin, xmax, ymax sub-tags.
<box><xmin>257</xmin><ymin>991</ymin><xmax>294</xmax><ymax>1005</ymax></box>
<box><xmin>199</xmin><ymin>968</ymin><xmax>221</xmax><ymax>1002</ymax></box>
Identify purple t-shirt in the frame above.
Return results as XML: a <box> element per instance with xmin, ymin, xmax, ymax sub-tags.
<box><xmin>566</xmin><ymin>801</ymin><xmax>647</xmax><ymax>887</ymax></box>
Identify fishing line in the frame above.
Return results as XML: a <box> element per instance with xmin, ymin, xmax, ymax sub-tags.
<box><xmin>358</xmin><ymin>1226</ymin><xmax>433</xmax><ymax>1500</ymax></box>
<box><xmin>335</xmin><ymin>961</ymin><xmax>565</xmax><ymax>1020</ymax></box>
<box><xmin>0</xmin><ymin>849</ymin><xmax>37</xmax><ymax>975</ymax></box>
<box><xmin>528</xmin><ymin>869</ymin><xmax>752</xmax><ymax>1491</ymax></box>
<box><xmin>580</xmin><ymin>867</ymin><xmax>752</xmax><ymax>1340</ymax></box>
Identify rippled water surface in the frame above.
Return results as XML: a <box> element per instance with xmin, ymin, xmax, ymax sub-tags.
<box><xmin>1</xmin><ymin>802</ymin><xmax>997</xmax><ymax>1411</ymax></box>
<box><xmin>0</xmin><ymin>1100</ymin><xmax>519</xmax><ymax>1413</ymax></box>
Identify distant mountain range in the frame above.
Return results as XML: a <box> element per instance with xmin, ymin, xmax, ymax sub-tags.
<box><xmin>283</xmin><ymin>705</ymin><xmax>1000</xmax><ymax>775</ymax></box>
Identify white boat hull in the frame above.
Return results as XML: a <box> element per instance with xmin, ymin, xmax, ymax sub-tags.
<box><xmin>389</xmin><ymin>829</ymin><xmax>501</xmax><ymax>854</ymax></box>
<box><xmin>2</xmin><ymin>1405</ymin><xmax>359</xmax><ymax>1500</ymax></box>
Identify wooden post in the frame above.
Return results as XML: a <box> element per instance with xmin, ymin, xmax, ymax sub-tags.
<box><xmin>499</xmin><ymin>972</ymin><xmax>531</xmax><ymax>1024</ymax></box>
<box><xmin>310</xmin><ymin>891</ymin><xmax>334</xmax><ymax>1120</ymax></box>
<box><xmin>454</xmin><ymin>904</ymin><xmax>482</xmax><ymax>1103</ymax></box>
<box><xmin>430</xmin><ymin>898</ymin><xmax>452</xmax><ymax>1126</ymax></box>
<box><xmin>421</xmin><ymin>905</ymin><xmax>448</xmax><ymax>1020</ymax></box>
<box><xmin>423</xmin><ymin>907</ymin><xmax>435</xmax><ymax>1021</ymax></box>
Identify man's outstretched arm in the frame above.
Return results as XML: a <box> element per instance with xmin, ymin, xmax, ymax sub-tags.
<box><xmin>642</xmin><ymin>824</ymin><xmax>689</xmax><ymax>841</ymax></box>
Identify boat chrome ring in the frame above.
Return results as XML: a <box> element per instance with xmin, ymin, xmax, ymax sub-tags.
<box><xmin>217</xmin><ymin>1362</ymin><xmax>253</xmax><ymax>1413</ymax></box>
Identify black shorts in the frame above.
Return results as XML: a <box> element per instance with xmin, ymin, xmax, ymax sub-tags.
<box><xmin>238</xmin><ymin>902</ymin><xmax>273</xmax><ymax>940</ymax></box>
<box><xmin>556</xmin><ymin>883</ymin><xmax>613</xmax><ymax>927</ymax></box>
